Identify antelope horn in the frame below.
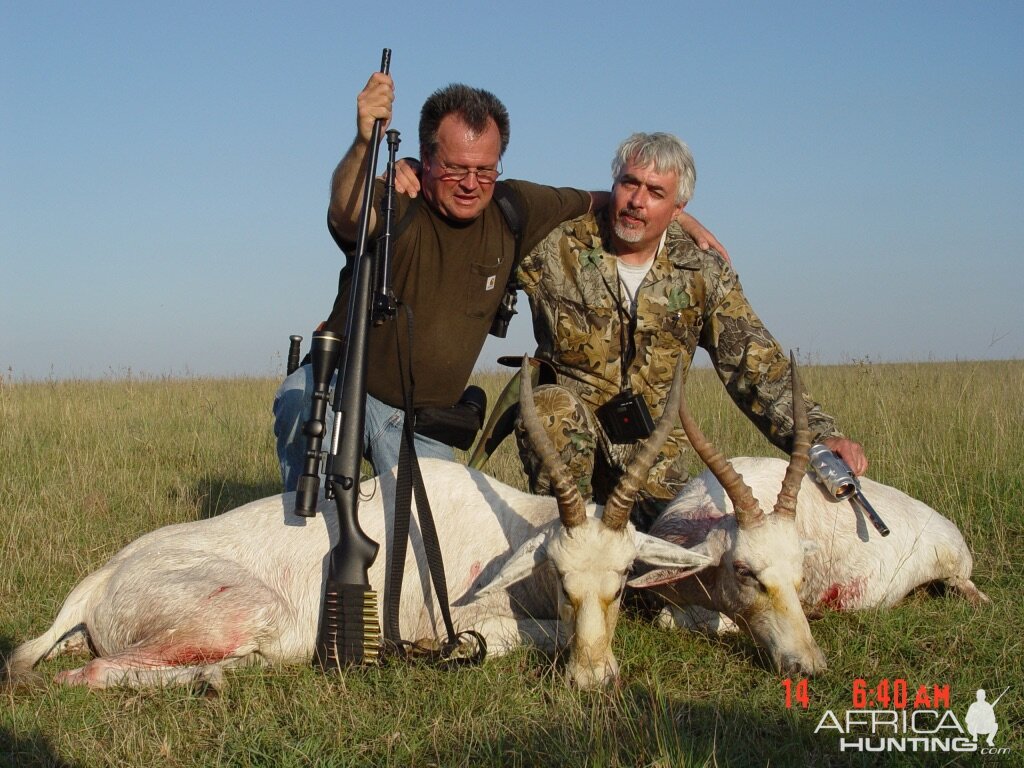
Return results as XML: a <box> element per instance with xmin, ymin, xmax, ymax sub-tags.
<box><xmin>518</xmin><ymin>356</ymin><xmax>587</xmax><ymax>529</ymax></box>
<box><xmin>772</xmin><ymin>352</ymin><xmax>811</xmax><ymax>519</ymax></box>
<box><xmin>677</xmin><ymin>362</ymin><xmax>763</xmax><ymax>529</ymax></box>
<box><xmin>601</xmin><ymin>358</ymin><xmax>686</xmax><ymax>531</ymax></box>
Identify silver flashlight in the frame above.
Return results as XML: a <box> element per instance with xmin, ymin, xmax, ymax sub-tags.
<box><xmin>807</xmin><ymin>443</ymin><xmax>890</xmax><ymax>536</ymax></box>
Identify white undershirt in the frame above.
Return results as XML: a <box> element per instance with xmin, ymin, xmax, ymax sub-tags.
<box><xmin>616</xmin><ymin>230</ymin><xmax>666</xmax><ymax>314</ymax></box>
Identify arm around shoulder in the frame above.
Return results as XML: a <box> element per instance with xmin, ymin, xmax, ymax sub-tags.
<box><xmin>675</xmin><ymin>210</ymin><xmax>730</xmax><ymax>262</ymax></box>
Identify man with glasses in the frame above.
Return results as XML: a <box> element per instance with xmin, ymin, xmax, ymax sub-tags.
<box><xmin>272</xmin><ymin>72</ymin><xmax>723</xmax><ymax>489</ymax></box>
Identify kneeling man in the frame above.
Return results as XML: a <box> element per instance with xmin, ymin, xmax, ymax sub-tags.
<box><xmin>517</xmin><ymin>132</ymin><xmax>866</xmax><ymax>530</ymax></box>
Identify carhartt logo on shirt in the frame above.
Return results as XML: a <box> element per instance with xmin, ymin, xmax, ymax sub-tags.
<box><xmin>485</xmin><ymin>275</ymin><xmax>496</xmax><ymax>291</ymax></box>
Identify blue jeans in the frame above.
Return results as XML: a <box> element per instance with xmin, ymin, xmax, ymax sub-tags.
<box><xmin>273</xmin><ymin>363</ymin><xmax>455</xmax><ymax>492</ymax></box>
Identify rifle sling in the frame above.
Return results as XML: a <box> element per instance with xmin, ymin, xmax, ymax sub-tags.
<box><xmin>375</xmin><ymin>180</ymin><xmax>521</xmax><ymax>665</ymax></box>
<box><xmin>384</xmin><ymin>304</ymin><xmax>486</xmax><ymax>665</ymax></box>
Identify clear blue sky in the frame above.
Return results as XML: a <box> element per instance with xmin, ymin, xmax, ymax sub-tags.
<box><xmin>3</xmin><ymin>1</ymin><xmax>1021</xmax><ymax>379</ymax></box>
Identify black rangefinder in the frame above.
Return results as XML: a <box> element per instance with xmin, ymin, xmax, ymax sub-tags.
<box><xmin>596</xmin><ymin>390</ymin><xmax>655</xmax><ymax>444</ymax></box>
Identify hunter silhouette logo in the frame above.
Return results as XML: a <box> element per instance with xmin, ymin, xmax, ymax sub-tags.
<box><xmin>965</xmin><ymin>687</ymin><xmax>1008</xmax><ymax>747</ymax></box>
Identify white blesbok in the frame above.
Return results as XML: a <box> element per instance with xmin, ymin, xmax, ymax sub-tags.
<box><xmin>476</xmin><ymin>358</ymin><xmax>713</xmax><ymax>687</ymax></box>
<box><xmin>2</xmin><ymin>361</ymin><xmax>707</xmax><ymax>691</ymax></box>
<box><xmin>629</xmin><ymin>362</ymin><xmax>988</xmax><ymax>675</ymax></box>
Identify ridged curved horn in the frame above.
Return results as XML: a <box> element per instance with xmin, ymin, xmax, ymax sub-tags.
<box><xmin>518</xmin><ymin>356</ymin><xmax>587</xmax><ymax>529</ymax></box>
<box><xmin>677</xmin><ymin>362</ymin><xmax>763</xmax><ymax>529</ymax></box>
<box><xmin>602</xmin><ymin>358</ymin><xmax>686</xmax><ymax>532</ymax></box>
<box><xmin>772</xmin><ymin>353</ymin><xmax>811</xmax><ymax>520</ymax></box>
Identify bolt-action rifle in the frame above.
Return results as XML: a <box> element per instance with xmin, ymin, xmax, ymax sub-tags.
<box><xmin>293</xmin><ymin>48</ymin><xmax>398</xmax><ymax>668</ymax></box>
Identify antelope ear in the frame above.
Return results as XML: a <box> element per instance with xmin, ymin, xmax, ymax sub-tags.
<box><xmin>475</xmin><ymin>528</ymin><xmax>551</xmax><ymax>596</ymax></box>
<box><xmin>628</xmin><ymin>565</ymin><xmax>704</xmax><ymax>589</ymax></box>
<box><xmin>633</xmin><ymin>531</ymin><xmax>715</xmax><ymax>570</ymax></box>
<box><xmin>628</xmin><ymin>530</ymin><xmax>726</xmax><ymax>588</ymax></box>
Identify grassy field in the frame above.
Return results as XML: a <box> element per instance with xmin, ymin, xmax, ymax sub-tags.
<box><xmin>2</xmin><ymin>360</ymin><xmax>1022</xmax><ymax>767</ymax></box>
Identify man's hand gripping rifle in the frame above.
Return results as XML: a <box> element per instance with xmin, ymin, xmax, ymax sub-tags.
<box><xmin>808</xmin><ymin>443</ymin><xmax>890</xmax><ymax>537</ymax></box>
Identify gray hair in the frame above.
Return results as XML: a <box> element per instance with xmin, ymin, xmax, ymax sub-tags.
<box><xmin>612</xmin><ymin>132</ymin><xmax>696</xmax><ymax>204</ymax></box>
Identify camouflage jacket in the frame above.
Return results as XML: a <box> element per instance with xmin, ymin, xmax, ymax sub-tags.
<box><xmin>519</xmin><ymin>209</ymin><xmax>842</xmax><ymax>454</ymax></box>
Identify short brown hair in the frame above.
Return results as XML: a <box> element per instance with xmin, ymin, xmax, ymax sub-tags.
<box><xmin>419</xmin><ymin>84</ymin><xmax>510</xmax><ymax>158</ymax></box>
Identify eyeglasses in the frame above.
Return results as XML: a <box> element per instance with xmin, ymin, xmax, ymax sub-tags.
<box><xmin>432</xmin><ymin>158</ymin><xmax>502</xmax><ymax>185</ymax></box>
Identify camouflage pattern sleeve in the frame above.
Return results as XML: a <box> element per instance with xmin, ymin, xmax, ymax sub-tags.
<box><xmin>699</xmin><ymin>261</ymin><xmax>843</xmax><ymax>452</ymax></box>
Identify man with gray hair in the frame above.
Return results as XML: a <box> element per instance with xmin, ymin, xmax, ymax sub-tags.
<box><xmin>516</xmin><ymin>131</ymin><xmax>866</xmax><ymax>530</ymax></box>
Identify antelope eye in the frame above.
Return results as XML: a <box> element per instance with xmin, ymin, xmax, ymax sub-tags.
<box><xmin>733</xmin><ymin>562</ymin><xmax>764</xmax><ymax>590</ymax></box>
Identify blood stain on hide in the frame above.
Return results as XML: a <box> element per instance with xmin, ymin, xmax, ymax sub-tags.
<box><xmin>819</xmin><ymin>582</ymin><xmax>861</xmax><ymax>610</ymax></box>
<box><xmin>164</xmin><ymin>645</ymin><xmax>233</xmax><ymax>666</ymax></box>
<box><xmin>465</xmin><ymin>561</ymin><xmax>482</xmax><ymax>592</ymax></box>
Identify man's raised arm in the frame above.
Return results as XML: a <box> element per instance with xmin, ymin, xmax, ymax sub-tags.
<box><xmin>327</xmin><ymin>72</ymin><xmax>394</xmax><ymax>243</ymax></box>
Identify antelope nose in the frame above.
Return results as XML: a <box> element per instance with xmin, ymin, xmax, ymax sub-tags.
<box><xmin>778</xmin><ymin>650</ymin><xmax>827</xmax><ymax>678</ymax></box>
<box><xmin>568</xmin><ymin>659</ymin><xmax>620</xmax><ymax>690</ymax></box>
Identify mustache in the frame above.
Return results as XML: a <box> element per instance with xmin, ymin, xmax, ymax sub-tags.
<box><xmin>616</xmin><ymin>207</ymin><xmax>647</xmax><ymax>223</ymax></box>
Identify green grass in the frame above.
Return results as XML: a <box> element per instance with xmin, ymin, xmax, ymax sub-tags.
<box><xmin>2</xmin><ymin>361</ymin><xmax>1022</xmax><ymax>767</ymax></box>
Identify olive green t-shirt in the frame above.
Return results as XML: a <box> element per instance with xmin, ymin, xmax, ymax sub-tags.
<box><xmin>326</xmin><ymin>179</ymin><xmax>591</xmax><ymax>409</ymax></box>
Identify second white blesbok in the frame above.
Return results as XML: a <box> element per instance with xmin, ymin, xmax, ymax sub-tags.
<box><xmin>629</xmin><ymin>361</ymin><xmax>988</xmax><ymax>675</ymax></box>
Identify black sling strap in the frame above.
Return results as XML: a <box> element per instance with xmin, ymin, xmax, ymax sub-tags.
<box><xmin>491</xmin><ymin>182</ymin><xmax>524</xmax><ymax>281</ymax></box>
<box><xmin>376</xmin><ymin>182</ymin><xmax>522</xmax><ymax>665</ymax></box>
<box><xmin>383</xmin><ymin>305</ymin><xmax>486</xmax><ymax>665</ymax></box>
